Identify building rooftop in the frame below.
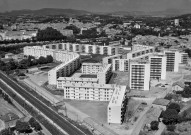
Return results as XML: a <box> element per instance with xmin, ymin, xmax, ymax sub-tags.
<box><xmin>0</xmin><ymin>112</ymin><xmax>20</xmax><ymax>122</ymax></box>
<box><xmin>62</xmin><ymin>82</ymin><xmax>117</xmax><ymax>89</ymax></box>
<box><xmin>108</xmin><ymin>85</ymin><xmax>127</xmax><ymax>107</ymax></box>
<box><xmin>172</xmin><ymin>81</ymin><xmax>185</xmax><ymax>88</ymax></box>
<box><xmin>57</xmin><ymin>77</ymin><xmax>98</xmax><ymax>82</ymax></box>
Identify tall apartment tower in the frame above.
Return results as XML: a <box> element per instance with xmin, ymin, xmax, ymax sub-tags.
<box><xmin>164</xmin><ymin>50</ymin><xmax>181</xmax><ymax>72</ymax></box>
<box><xmin>174</xmin><ymin>19</ymin><xmax>179</xmax><ymax>26</ymax></box>
<box><xmin>129</xmin><ymin>60</ymin><xmax>150</xmax><ymax>91</ymax></box>
<box><xmin>149</xmin><ymin>54</ymin><xmax>167</xmax><ymax>80</ymax></box>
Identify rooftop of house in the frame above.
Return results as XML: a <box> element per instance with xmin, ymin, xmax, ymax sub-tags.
<box><xmin>172</xmin><ymin>81</ymin><xmax>185</xmax><ymax>88</ymax></box>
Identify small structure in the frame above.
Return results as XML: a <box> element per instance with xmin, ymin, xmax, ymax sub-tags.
<box><xmin>152</xmin><ymin>98</ymin><xmax>170</xmax><ymax>110</ymax></box>
<box><xmin>172</xmin><ymin>81</ymin><xmax>185</xmax><ymax>92</ymax></box>
<box><xmin>5</xmin><ymin>53</ymin><xmax>14</xmax><ymax>59</ymax></box>
<box><xmin>26</xmin><ymin>67</ymin><xmax>39</xmax><ymax>73</ymax></box>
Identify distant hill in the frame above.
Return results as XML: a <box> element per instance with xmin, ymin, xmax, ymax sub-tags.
<box><xmin>110</xmin><ymin>9</ymin><xmax>191</xmax><ymax>17</ymax></box>
<box><xmin>0</xmin><ymin>8</ymin><xmax>91</xmax><ymax>16</ymax></box>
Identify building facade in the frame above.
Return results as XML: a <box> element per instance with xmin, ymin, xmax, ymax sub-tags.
<box><xmin>149</xmin><ymin>54</ymin><xmax>166</xmax><ymax>80</ymax></box>
<box><xmin>129</xmin><ymin>60</ymin><xmax>150</xmax><ymax>91</ymax></box>
<box><xmin>112</xmin><ymin>59</ymin><xmax>129</xmax><ymax>72</ymax></box>
<box><xmin>107</xmin><ymin>85</ymin><xmax>127</xmax><ymax>124</ymax></box>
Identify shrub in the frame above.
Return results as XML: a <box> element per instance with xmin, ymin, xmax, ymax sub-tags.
<box><xmin>167</xmin><ymin>125</ymin><xmax>176</xmax><ymax>132</ymax></box>
<box><xmin>150</xmin><ymin>121</ymin><xmax>159</xmax><ymax>130</ymax></box>
<box><xmin>168</xmin><ymin>103</ymin><xmax>181</xmax><ymax>113</ymax></box>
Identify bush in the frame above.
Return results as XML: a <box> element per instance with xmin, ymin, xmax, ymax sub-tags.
<box><xmin>162</xmin><ymin>109</ymin><xmax>179</xmax><ymax>125</ymax></box>
<box><xmin>168</xmin><ymin>103</ymin><xmax>181</xmax><ymax>113</ymax></box>
<box><xmin>167</xmin><ymin>125</ymin><xmax>176</xmax><ymax>132</ymax></box>
<box><xmin>150</xmin><ymin>121</ymin><xmax>159</xmax><ymax>130</ymax></box>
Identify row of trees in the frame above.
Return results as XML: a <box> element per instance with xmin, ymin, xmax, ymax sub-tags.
<box><xmin>36</xmin><ymin>27</ymin><xmax>66</xmax><ymax>41</ymax></box>
<box><xmin>0</xmin><ymin>117</ymin><xmax>43</xmax><ymax>135</ymax></box>
<box><xmin>0</xmin><ymin>55</ymin><xmax>53</xmax><ymax>71</ymax></box>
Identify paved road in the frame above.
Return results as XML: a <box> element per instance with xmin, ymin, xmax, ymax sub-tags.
<box><xmin>0</xmin><ymin>71</ymin><xmax>86</xmax><ymax>135</ymax></box>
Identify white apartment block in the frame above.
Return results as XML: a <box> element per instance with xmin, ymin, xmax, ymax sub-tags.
<box><xmin>108</xmin><ymin>85</ymin><xmax>127</xmax><ymax>124</ymax></box>
<box><xmin>23</xmin><ymin>46</ymin><xmax>81</xmax><ymax>85</ymax></box>
<box><xmin>82</xmin><ymin>63</ymin><xmax>103</xmax><ymax>74</ymax></box>
<box><xmin>149</xmin><ymin>54</ymin><xmax>167</xmax><ymax>80</ymax></box>
<box><xmin>97</xmin><ymin>64</ymin><xmax>112</xmax><ymax>84</ymax></box>
<box><xmin>164</xmin><ymin>50</ymin><xmax>181</xmax><ymax>72</ymax></box>
<box><xmin>57</xmin><ymin>77</ymin><xmax>99</xmax><ymax>85</ymax></box>
<box><xmin>48</xmin><ymin>57</ymin><xmax>80</xmax><ymax>85</ymax></box>
<box><xmin>180</xmin><ymin>52</ymin><xmax>188</xmax><ymax>64</ymax></box>
<box><xmin>43</xmin><ymin>43</ymin><xmax>119</xmax><ymax>55</ymax></box>
<box><xmin>57</xmin><ymin>83</ymin><xmax>120</xmax><ymax>101</ymax></box>
<box><xmin>126</xmin><ymin>45</ymin><xmax>155</xmax><ymax>60</ymax></box>
<box><xmin>81</xmin><ymin>63</ymin><xmax>112</xmax><ymax>84</ymax></box>
<box><xmin>129</xmin><ymin>60</ymin><xmax>150</xmax><ymax>91</ymax></box>
<box><xmin>102</xmin><ymin>54</ymin><xmax>122</xmax><ymax>65</ymax></box>
<box><xmin>112</xmin><ymin>59</ymin><xmax>129</xmax><ymax>72</ymax></box>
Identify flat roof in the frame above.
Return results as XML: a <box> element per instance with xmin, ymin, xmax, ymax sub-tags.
<box><xmin>62</xmin><ymin>82</ymin><xmax>117</xmax><ymax>89</ymax></box>
<box><xmin>57</xmin><ymin>77</ymin><xmax>98</xmax><ymax>82</ymax></box>
<box><xmin>108</xmin><ymin>85</ymin><xmax>127</xmax><ymax>107</ymax></box>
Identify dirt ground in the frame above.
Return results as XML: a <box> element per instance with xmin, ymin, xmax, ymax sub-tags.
<box><xmin>63</xmin><ymin>99</ymin><xmax>109</xmax><ymax>124</ymax></box>
<box><xmin>0</xmin><ymin>98</ymin><xmax>24</xmax><ymax>118</ymax></box>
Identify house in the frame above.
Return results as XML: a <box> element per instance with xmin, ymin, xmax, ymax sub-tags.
<box><xmin>152</xmin><ymin>98</ymin><xmax>170</xmax><ymax>110</ymax></box>
<box><xmin>172</xmin><ymin>81</ymin><xmax>185</xmax><ymax>92</ymax></box>
<box><xmin>5</xmin><ymin>53</ymin><xmax>14</xmax><ymax>59</ymax></box>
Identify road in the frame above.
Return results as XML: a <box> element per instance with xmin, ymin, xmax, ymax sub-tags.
<box><xmin>0</xmin><ymin>71</ymin><xmax>86</xmax><ymax>135</ymax></box>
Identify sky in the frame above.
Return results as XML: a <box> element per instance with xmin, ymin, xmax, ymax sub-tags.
<box><xmin>1</xmin><ymin>0</ymin><xmax>191</xmax><ymax>13</ymax></box>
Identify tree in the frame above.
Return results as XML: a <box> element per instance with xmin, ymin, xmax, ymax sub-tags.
<box><xmin>168</xmin><ymin>103</ymin><xmax>180</xmax><ymax>113</ymax></box>
<box><xmin>46</xmin><ymin>55</ymin><xmax>53</xmax><ymax>63</ymax></box>
<box><xmin>162</xmin><ymin>109</ymin><xmax>179</xmax><ymax>125</ymax></box>
<box><xmin>65</xmin><ymin>25</ymin><xmax>80</xmax><ymax>35</ymax></box>
<box><xmin>38</xmin><ymin>56</ymin><xmax>47</xmax><ymax>64</ymax></box>
<box><xmin>167</xmin><ymin>125</ymin><xmax>176</xmax><ymax>132</ymax></box>
<box><xmin>36</xmin><ymin>27</ymin><xmax>66</xmax><ymax>41</ymax></box>
<box><xmin>15</xmin><ymin>121</ymin><xmax>31</xmax><ymax>133</ymax></box>
<box><xmin>29</xmin><ymin>117</ymin><xmax>42</xmax><ymax>131</ymax></box>
<box><xmin>150</xmin><ymin>121</ymin><xmax>159</xmax><ymax>130</ymax></box>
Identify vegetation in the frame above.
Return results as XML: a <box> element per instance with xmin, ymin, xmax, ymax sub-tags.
<box><xmin>36</xmin><ymin>27</ymin><xmax>66</xmax><ymax>41</ymax></box>
<box><xmin>150</xmin><ymin>121</ymin><xmax>159</xmax><ymax>130</ymax></box>
<box><xmin>65</xmin><ymin>25</ymin><xmax>80</xmax><ymax>35</ymax></box>
<box><xmin>162</xmin><ymin>109</ymin><xmax>179</xmax><ymax>125</ymax></box>
<box><xmin>0</xmin><ymin>128</ymin><xmax>14</xmax><ymax>135</ymax></box>
<box><xmin>15</xmin><ymin>121</ymin><xmax>32</xmax><ymax>133</ymax></box>
<box><xmin>29</xmin><ymin>117</ymin><xmax>42</xmax><ymax>131</ymax></box>
<box><xmin>167</xmin><ymin>125</ymin><xmax>176</xmax><ymax>132</ymax></box>
<box><xmin>0</xmin><ymin>55</ymin><xmax>53</xmax><ymax>72</ymax></box>
<box><xmin>168</xmin><ymin>103</ymin><xmax>181</xmax><ymax>113</ymax></box>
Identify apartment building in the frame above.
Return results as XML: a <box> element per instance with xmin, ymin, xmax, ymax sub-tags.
<box><xmin>112</xmin><ymin>59</ymin><xmax>129</xmax><ymax>72</ymax></box>
<box><xmin>108</xmin><ymin>85</ymin><xmax>127</xmax><ymax>124</ymax></box>
<box><xmin>97</xmin><ymin>64</ymin><xmax>112</xmax><ymax>84</ymax></box>
<box><xmin>24</xmin><ymin>46</ymin><xmax>81</xmax><ymax>85</ymax></box>
<box><xmin>164</xmin><ymin>50</ymin><xmax>181</xmax><ymax>72</ymax></box>
<box><xmin>149</xmin><ymin>54</ymin><xmax>167</xmax><ymax>80</ymax></box>
<box><xmin>43</xmin><ymin>43</ymin><xmax>120</xmax><ymax>55</ymax></box>
<box><xmin>57</xmin><ymin>77</ymin><xmax>99</xmax><ymax>85</ymax></box>
<box><xmin>48</xmin><ymin>57</ymin><xmax>80</xmax><ymax>85</ymax></box>
<box><xmin>126</xmin><ymin>45</ymin><xmax>155</xmax><ymax>60</ymax></box>
<box><xmin>81</xmin><ymin>63</ymin><xmax>112</xmax><ymax>84</ymax></box>
<box><xmin>180</xmin><ymin>53</ymin><xmax>188</xmax><ymax>64</ymax></box>
<box><xmin>129</xmin><ymin>60</ymin><xmax>150</xmax><ymax>91</ymax></box>
<box><xmin>102</xmin><ymin>54</ymin><xmax>122</xmax><ymax>65</ymax></box>
<box><xmin>57</xmin><ymin>83</ymin><xmax>119</xmax><ymax>101</ymax></box>
<box><xmin>82</xmin><ymin>63</ymin><xmax>103</xmax><ymax>74</ymax></box>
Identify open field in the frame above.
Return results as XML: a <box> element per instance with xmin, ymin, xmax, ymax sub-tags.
<box><xmin>26</xmin><ymin>72</ymin><xmax>48</xmax><ymax>86</ymax></box>
<box><xmin>63</xmin><ymin>99</ymin><xmax>108</xmax><ymax>124</ymax></box>
<box><xmin>109</xmin><ymin>71</ymin><xmax>129</xmax><ymax>86</ymax></box>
